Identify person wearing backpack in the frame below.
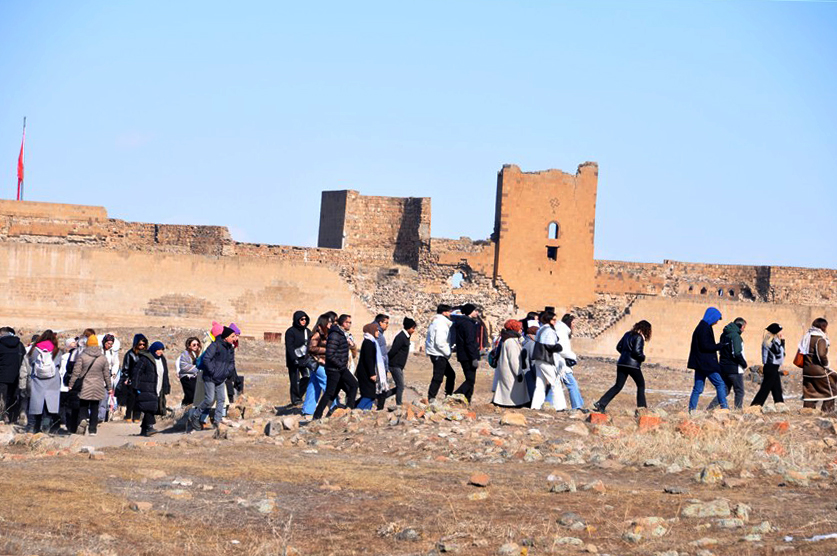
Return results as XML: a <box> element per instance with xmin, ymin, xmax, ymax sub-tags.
<box><xmin>285</xmin><ymin>310</ymin><xmax>311</xmax><ymax>407</ymax></box>
<box><xmin>593</xmin><ymin>320</ymin><xmax>652</xmax><ymax>412</ymax></box>
<box><xmin>26</xmin><ymin>330</ymin><xmax>62</xmax><ymax>433</ymax></box>
<box><xmin>68</xmin><ymin>334</ymin><xmax>112</xmax><ymax>435</ymax></box>
<box><xmin>492</xmin><ymin>320</ymin><xmax>530</xmax><ymax>407</ymax></box>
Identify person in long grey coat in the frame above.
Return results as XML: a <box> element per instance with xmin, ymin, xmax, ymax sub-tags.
<box><xmin>68</xmin><ymin>334</ymin><xmax>112</xmax><ymax>435</ymax></box>
<box><xmin>26</xmin><ymin>330</ymin><xmax>62</xmax><ymax>433</ymax></box>
<box><xmin>492</xmin><ymin>320</ymin><xmax>531</xmax><ymax>408</ymax></box>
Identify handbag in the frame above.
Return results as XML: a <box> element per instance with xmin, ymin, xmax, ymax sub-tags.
<box><xmin>793</xmin><ymin>350</ymin><xmax>804</xmax><ymax>368</ymax></box>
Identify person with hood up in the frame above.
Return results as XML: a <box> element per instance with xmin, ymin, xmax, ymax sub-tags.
<box><xmin>530</xmin><ymin>311</ymin><xmax>568</xmax><ymax>411</ymax></box>
<box><xmin>147</xmin><ymin>342</ymin><xmax>171</xmax><ymax>417</ymax></box>
<box><xmin>594</xmin><ymin>320</ymin><xmax>652</xmax><ymax>412</ymax></box>
<box><xmin>26</xmin><ymin>330</ymin><xmax>62</xmax><ymax>433</ymax></box>
<box><xmin>426</xmin><ymin>304</ymin><xmax>456</xmax><ymax>401</ymax></box>
<box><xmin>302</xmin><ymin>313</ymin><xmax>334</xmax><ymax>417</ymax></box>
<box><xmin>313</xmin><ymin>314</ymin><xmax>358</xmax><ymax>419</ymax></box>
<box><xmin>285</xmin><ymin>311</ymin><xmax>311</xmax><ymax>407</ymax></box>
<box><xmin>801</xmin><ymin>318</ymin><xmax>834</xmax><ymax>411</ymax></box>
<box><xmin>387</xmin><ymin>317</ymin><xmax>416</xmax><ymax>406</ymax></box>
<box><xmin>119</xmin><ymin>334</ymin><xmax>148</xmax><ymax>422</ymax></box>
<box><xmin>131</xmin><ymin>340</ymin><xmax>166</xmax><ymax>436</ymax></box>
<box><xmin>751</xmin><ymin>323</ymin><xmax>786</xmax><ymax>407</ymax></box>
<box><xmin>492</xmin><ymin>320</ymin><xmax>530</xmax><ymax>407</ymax></box>
<box><xmin>356</xmin><ymin>323</ymin><xmax>391</xmax><ymax>410</ymax></box>
<box><xmin>687</xmin><ymin>307</ymin><xmax>728</xmax><ymax>411</ymax></box>
<box><xmin>556</xmin><ymin>314</ymin><xmax>585</xmax><ymax>411</ymax></box>
<box><xmin>708</xmin><ymin>317</ymin><xmax>748</xmax><ymax>410</ymax></box>
<box><xmin>176</xmin><ymin>337</ymin><xmax>201</xmax><ymax>406</ymax></box>
<box><xmin>189</xmin><ymin>327</ymin><xmax>237</xmax><ymax>431</ymax></box>
<box><xmin>0</xmin><ymin>327</ymin><xmax>25</xmax><ymax>423</ymax></box>
<box><xmin>68</xmin><ymin>334</ymin><xmax>112</xmax><ymax>435</ymax></box>
<box><xmin>451</xmin><ymin>303</ymin><xmax>482</xmax><ymax>403</ymax></box>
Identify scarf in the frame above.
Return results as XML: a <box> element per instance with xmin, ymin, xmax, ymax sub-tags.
<box><xmin>799</xmin><ymin>327</ymin><xmax>829</xmax><ymax>356</ymax></box>
<box><xmin>364</xmin><ymin>332</ymin><xmax>388</xmax><ymax>395</ymax></box>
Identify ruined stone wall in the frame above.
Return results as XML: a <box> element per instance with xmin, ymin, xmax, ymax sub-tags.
<box><xmin>319</xmin><ymin>190</ymin><xmax>431</xmax><ymax>269</ymax></box>
<box><xmin>493</xmin><ymin>163</ymin><xmax>598</xmax><ymax>311</ymax></box>
<box><xmin>429</xmin><ymin>237</ymin><xmax>495</xmax><ymax>277</ymax></box>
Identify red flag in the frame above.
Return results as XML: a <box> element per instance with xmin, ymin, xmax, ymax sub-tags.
<box><xmin>16</xmin><ymin>118</ymin><xmax>25</xmax><ymax>201</ymax></box>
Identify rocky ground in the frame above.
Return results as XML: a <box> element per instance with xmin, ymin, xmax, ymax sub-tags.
<box><xmin>2</xmin><ymin>333</ymin><xmax>837</xmax><ymax>556</ymax></box>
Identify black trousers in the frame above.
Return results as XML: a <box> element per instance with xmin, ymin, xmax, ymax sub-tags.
<box><xmin>313</xmin><ymin>368</ymin><xmax>358</xmax><ymax>419</ymax></box>
<box><xmin>751</xmin><ymin>363</ymin><xmax>785</xmax><ymax>406</ymax></box>
<box><xmin>125</xmin><ymin>389</ymin><xmax>142</xmax><ymax>421</ymax></box>
<box><xmin>708</xmin><ymin>373</ymin><xmax>745</xmax><ymax>409</ymax></box>
<box><xmin>141</xmin><ymin>412</ymin><xmax>156</xmax><ymax>432</ymax></box>
<box><xmin>428</xmin><ymin>356</ymin><xmax>456</xmax><ymax>400</ymax></box>
<box><xmin>0</xmin><ymin>382</ymin><xmax>17</xmax><ymax>423</ymax></box>
<box><xmin>76</xmin><ymin>398</ymin><xmax>101</xmax><ymax>433</ymax></box>
<box><xmin>389</xmin><ymin>366</ymin><xmax>405</xmax><ymax>405</ymax></box>
<box><xmin>180</xmin><ymin>376</ymin><xmax>197</xmax><ymax>406</ymax></box>
<box><xmin>597</xmin><ymin>365</ymin><xmax>646</xmax><ymax>409</ymax></box>
<box><xmin>453</xmin><ymin>359</ymin><xmax>478</xmax><ymax>403</ymax></box>
<box><xmin>288</xmin><ymin>364</ymin><xmax>309</xmax><ymax>405</ymax></box>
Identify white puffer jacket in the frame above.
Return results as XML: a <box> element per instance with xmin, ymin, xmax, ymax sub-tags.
<box><xmin>425</xmin><ymin>314</ymin><xmax>452</xmax><ymax>358</ymax></box>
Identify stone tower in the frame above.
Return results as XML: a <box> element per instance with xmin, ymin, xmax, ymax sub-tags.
<box><xmin>492</xmin><ymin>163</ymin><xmax>598</xmax><ymax>312</ymax></box>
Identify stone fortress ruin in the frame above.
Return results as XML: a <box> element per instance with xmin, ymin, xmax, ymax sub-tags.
<box><xmin>1</xmin><ymin>161</ymin><xmax>835</xmax><ymax>363</ymax></box>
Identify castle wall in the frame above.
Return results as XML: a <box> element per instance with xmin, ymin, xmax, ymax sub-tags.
<box><xmin>493</xmin><ymin>163</ymin><xmax>598</xmax><ymax>310</ymax></box>
<box><xmin>430</xmin><ymin>237</ymin><xmax>495</xmax><ymax>277</ymax></box>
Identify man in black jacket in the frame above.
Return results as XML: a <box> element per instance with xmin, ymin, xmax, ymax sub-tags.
<box><xmin>313</xmin><ymin>314</ymin><xmax>358</xmax><ymax>419</ymax></box>
<box><xmin>284</xmin><ymin>311</ymin><xmax>310</xmax><ymax>407</ymax></box>
<box><xmin>687</xmin><ymin>307</ymin><xmax>728</xmax><ymax>411</ymax></box>
<box><xmin>708</xmin><ymin>317</ymin><xmax>748</xmax><ymax>410</ymax></box>
<box><xmin>451</xmin><ymin>304</ymin><xmax>481</xmax><ymax>403</ymax></box>
<box><xmin>387</xmin><ymin>317</ymin><xmax>416</xmax><ymax>406</ymax></box>
<box><xmin>0</xmin><ymin>327</ymin><xmax>25</xmax><ymax>423</ymax></box>
<box><xmin>189</xmin><ymin>327</ymin><xmax>237</xmax><ymax>431</ymax></box>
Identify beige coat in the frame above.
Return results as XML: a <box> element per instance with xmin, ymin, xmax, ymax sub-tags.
<box><xmin>492</xmin><ymin>337</ymin><xmax>530</xmax><ymax>407</ymax></box>
<box><xmin>69</xmin><ymin>346</ymin><xmax>112</xmax><ymax>401</ymax></box>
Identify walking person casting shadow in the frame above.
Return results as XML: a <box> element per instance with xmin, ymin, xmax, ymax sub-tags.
<box><xmin>594</xmin><ymin>320</ymin><xmax>652</xmax><ymax>412</ymax></box>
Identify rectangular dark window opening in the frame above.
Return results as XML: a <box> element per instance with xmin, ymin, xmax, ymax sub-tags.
<box><xmin>546</xmin><ymin>246</ymin><xmax>558</xmax><ymax>261</ymax></box>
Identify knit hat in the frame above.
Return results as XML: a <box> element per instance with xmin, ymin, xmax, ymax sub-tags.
<box><xmin>362</xmin><ymin>323</ymin><xmax>378</xmax><ymax>336</ymax></box>
<box><xmin>403</xmin><ymin>317</ymin><xmax>417</xmax><ymax>330</ymax></box>
<box><xmin>210</xmin><ymin>321</ymin><xmax>224</xmax><ymax>337</ymax></box>
<box><xmin>64</xmin><ymin>338</ymin><xmax>76</xmax><ymax>349</ymax></box>
<box><xmin>766</xmin><ymin>323</ymin><xmax>783</xmax><ymax>334</ymax></box>
<box><xmin>229</xmin><ymin>322</ymin><xmax>241</xmax><ymax>335</ymax></box>
<box><xmin>218</xmin><ymin>326</ymin><xmax>235</xmax><ymax>340</ymax></box>
<box><xmin>148</xmin><ymin>341</ymin><xmax>165</xmax><ymax>353</ymax></box>
<box><xmin>87</xmin><ymin>334</ymin><xmax>99</xmax><ymax>347</ymax></box>
<box><xmin>460</xmin><ymin>303</ymin><xmax>477</xmax><ymax>316</ymax></box>
<box><xmin>102</xmin><ymin>333</ymin><xmax>115</xmax><ymax>345</ymax></box>
<box><xmin>504</xmin><ymin>319</ymin><xmax>523</xmax><ymax>333</ymax></box>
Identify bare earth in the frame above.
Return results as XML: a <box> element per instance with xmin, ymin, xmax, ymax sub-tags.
<box><xmin>2</xmin><ymin>332</ymin><xmax>837</xmax><ymax>556</ymax></box>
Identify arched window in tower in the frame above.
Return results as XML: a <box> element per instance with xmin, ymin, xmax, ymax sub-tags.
<box><xmin>547</xmin><ymin>222</ymin><xmax>559</xmax><ymax>239</ymax></box>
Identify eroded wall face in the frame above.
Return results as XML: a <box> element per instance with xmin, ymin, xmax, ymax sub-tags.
<box><xmin>494</xmin><ymin>163</ymin><xmax>598</xmax><ymax>311</ymax></box>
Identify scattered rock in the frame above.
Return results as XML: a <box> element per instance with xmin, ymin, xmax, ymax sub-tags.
<box><xmin>129</xmin><ymin>501</ymin><xmax>153</xmax><ymax>512</ymax></box>
<box><xmin>716</xmin><ymin>518</ymin><xmax>744</xmax><ymax>528</ymax></box>
<box><xmin>735</xmin><ymin>503</ymin><xmax>751</xmax><ymax>522</ymax></box>
<box><xmin>622</xmin><ymin>532</ymin><xmax>643</xmax><ymax>544</ymax></box>
<box><xmin>469</xmin><ymin>472</ymin><xmax>490</xmax><ymax>487</ymax></box>
<box><xmin>664</xmin><ymin>486</ymin><xmax>688</xmax><ymax>495</ymax></box>
<box><xmin>592</xmin><ymin>425</ymin><xmax>620</xmax><ymax>437</ymax></box>
<box><xmin>547</xmin><ymin>471</ymin><xmax>576</xmax><ymax>493</ymax></box>
<box><xmin>281</xmin><ymin>415</ymin><xmax>301</xmax><ymax>431</ymax></box>
<box><xmin>558</xmin><ymin>511</ymin><xmax>586</xmax><ymax>529</ymax></box>
<box><xmin>500</xmin><ymin>412</ymin><xmax>527</xmax><ymax>427</ymax></box>
<box><xmin>638</xmin><ymin>414</ymin><xmax>662</xmax><ymax>431</ymax></box>
<box><xmin>468</xmin><ymin>491</ymin><xmax>489</xmax><ymax>501</ymax></box>
<box><xmin>553</xmin><ymin>536</ymin><xmax>584</xmax><ymax>546</ymax></box>
<box><xmin>682</xmin><ymin>499</ymin><xmax>731</xmax><ymax>518</ymax></box>
<box><xmin>395</xmin><ymin>527</ymin><xmax>421</xmax><ymax>542</ymax></box>
<box><xmin>587</xmin><ymin>412</ymin><xmax>609</xmax><ymax>425</ymax></box>
<box><xmin>564</xmin><ymin>422</ymin><xmax>589</xmax><ymax>436</ymax></box>
<box><xmin>696</xmin><ymin>464</ymin><xmax>724</xmax><ymax>485</ymax></box>
<box><xmin>497</xmin><ymin>542</ymin><xmax>520</xmax><ymax>556</ymax></box>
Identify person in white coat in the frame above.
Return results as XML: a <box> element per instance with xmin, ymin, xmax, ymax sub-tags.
<box><xmin>98</xmin><ymin>334</ymin><xmax>120</xmax><ymax>423</ymax></box>
<box><xmin>556</xmin><ymin>314</ymin><xmax>585</xmax><ymax>410</ymax></box>
<box><xmin>492</xmin><ymin>320</ymin><xmax>530</xmax><ymax>407</ymax></box>
<box><xmin>426</xmin><ymin>304</ymin><xmax>456</xmax><ymax>401</ymax></box>
<box><xmin>530</xmin><ymin>311</ymin><xmax>568</xmax><ymax>411</ymax></box>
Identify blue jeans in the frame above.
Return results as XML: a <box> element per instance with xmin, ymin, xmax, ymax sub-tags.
<box><xmin>302</xmin><ymin>365</ymin><xmax>327</xmax><ymax>415</ymax></box>
<box><xmin>199</xmin><ymin>381</ymin><xmax>227</xmax><ymax>424</ymax></box>
<box><xmin>356</xmin><ymin>397</ymin><xmax>375</xmax><ymax>410</ymax></box>
<box><xmin>562</xmin><ymin>372</ymin><xmax>584</xmax><ymax>410</ymax></box>
<box><xmin>688</xmin><ymin>369</ymin><xmax>728</xmax><ymax>410</ymax></box>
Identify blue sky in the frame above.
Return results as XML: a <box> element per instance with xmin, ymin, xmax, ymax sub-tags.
<box><xmin>1</xmin><ymin>0</ymin><xmax>835</xmax><ymax>268</ymax></box>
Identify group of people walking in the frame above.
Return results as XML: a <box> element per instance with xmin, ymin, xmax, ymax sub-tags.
<box><xmin>0</xmin><ymin>305</ymin><xmax>831</xmax><ymax>435</ymax></box>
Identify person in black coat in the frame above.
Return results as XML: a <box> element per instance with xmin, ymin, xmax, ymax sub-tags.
<box><xmin>593</xmin><ymin>321</ymin><xmax>652</xmax><ymax>412</ymax></box>
<box><xmin>687</xmin><ymin>307</ymin><xmax>728</xmax><ymax>411</ymax></box>
<box><xmin>284</xmin><ymin>310</ymin><xmax>310</xmax><ymax>407</ymax></box>
<box><xmin>387</xmin><ymin>317</ymin><xmax>416</xmax><ymax>406</ymax></box>
<box><xmin>313</xmin><ymin>315</ymin><xmax>359</xmax><ymax>419</ymax></box>
<box><xmin>0</xmin><ymin>327</ymin><xmax>25</xmax><ymax>423</ymax></box>
<box><xmin>356</xmin><ymin>323</ymin><xmax>385</xmax><ymax>410</ymax></box>
<box><xmin>451</xmin><ymin>304</ymin><xmax>481</xmax><ymax>402</ymax></box>
<box><xmin>119</xmin><ymin>334</ymin><xmax>148</xmax><ymax>422</ymax></box>
<box><xmin>132</xmin><ymin>341</ymin><xmax>170</xmax><ymax>437</ymax></box>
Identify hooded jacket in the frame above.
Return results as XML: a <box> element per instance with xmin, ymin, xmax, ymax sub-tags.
<box><xmin>425</xmin><ymin>314</ymin><xmax>453</xmax><ymax>358</ymax></box>
<box><xmin>325</xmin><ymin>324</ymin><xmax>350</xmax><ymax>372</ymax></box>
<box><xmin>0</xmin><ymin>334</ymin><xmax>25</xmax><ymax>384</ymax></box>
<box><xmin>687</xmin><ymin>308</ymin><xmax>723</xmax><ymax>372</ymax></box>
<box><xmin>134</xmin><ymin>351</ymin><xmax>170</xmax><ymax>413</ymax></box>
<box><xmin>284</xmin><ymin>310</ymin><xmax>310</xmax><ymax>368</ymax></box>
<box><xmin>120</xmin><ymin>334</ymin><xmax>148</xmax><ymax>386</ymax></box>
<box><xmin>199</xmin><ymin>336</ymin><xmax>236</xmax><ymax>385</ymax></box>
<box><xmin>719</xmin><ymin>322</ymin><xmax>748</xmax><ymax>374</ymax></box>
<box><xmin>451</xmin><ymin>314</ymin><xmax>480</xmax><ymax>363</ymax></box>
